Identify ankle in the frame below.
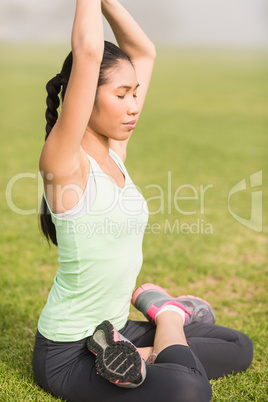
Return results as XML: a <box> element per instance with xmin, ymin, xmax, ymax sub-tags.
<box><xmin>155</xmin><ymin>310</ymin><xmax>184</xmax><ymax>326</ymax></box>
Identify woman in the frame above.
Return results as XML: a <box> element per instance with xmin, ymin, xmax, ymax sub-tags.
<box><xmin>32</xmin><ymin>1</ymin><xmax>253</xmax><ymax>401</ymax></box>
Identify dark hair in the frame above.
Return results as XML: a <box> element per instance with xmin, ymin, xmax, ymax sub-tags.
<box><xmin>40</xmin><ymin>41</ymin><xmax>132</xmax><ymax>245</ymax></box>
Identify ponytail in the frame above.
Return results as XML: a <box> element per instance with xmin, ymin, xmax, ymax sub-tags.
<box><xmin>45</xmin><ymin>74</ymin><xmax>62</xmax><ymax>139</ymax></box>
<box><xmin>40</xmin><ymin>74</ymin><xmax>63</xmax><ymax>246</ymax></box>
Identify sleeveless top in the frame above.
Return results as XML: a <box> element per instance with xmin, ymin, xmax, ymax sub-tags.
<box><xmin>38</xmin><ymin>149</ymin><xmax>149</xmax><ymax>342</ymax></box>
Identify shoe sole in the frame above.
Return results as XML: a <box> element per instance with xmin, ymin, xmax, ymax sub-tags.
<box><xmin>87</xmin><ymin>321</ymin><xmax>145</xmax><ymax>388</ymax></box>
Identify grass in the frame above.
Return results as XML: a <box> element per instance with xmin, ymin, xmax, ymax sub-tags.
<box><xmin>0</xmin><ymin>43</ymin><xmax>267</xmax><ymax>401</ymax></box>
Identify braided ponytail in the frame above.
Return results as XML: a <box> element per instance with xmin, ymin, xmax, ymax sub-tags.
<box><xmin>45</xmin><ymin>74</ymin><xmax>62</xmax><ymax>139</ymax></box>
<box><xmin>40</xmin><ymin>74</ymin><xmax>62</xmax><ymax>246</ymax></box>
<box><xmin>40</xmin><ymin>43</ymin><xmax>132</xmax><ymax>245</ymax></box>
<box><xmin>40</xmin><ymin>55</ymin><xmax>73</xmax><ymax>246</ymax></box>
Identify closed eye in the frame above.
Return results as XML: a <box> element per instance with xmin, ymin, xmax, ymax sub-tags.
<box><xmin>117</xmin><ymin>94</ymin><xmax>137</xmax><ymax>99</ymax></box>
<box><xmin>116</xmin><ymin>83</ymin><xmax>140</xmax><ymax>100</ymax></box>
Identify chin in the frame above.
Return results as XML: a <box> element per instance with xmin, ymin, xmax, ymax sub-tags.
<box><xmin>111</xmin><ymin>132</ymin><xmax>131</xmax><ymax>141</ymax></box>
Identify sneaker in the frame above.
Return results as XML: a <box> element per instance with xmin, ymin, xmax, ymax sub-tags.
<box><xmin>87</xmin><ymin>320</ymin><xmax>146</xmax><ymax>388</ymax></box>
<box><xmin>131</xmin><ymin>283</ymin><xmax>215</xmax><ymax>326</ymax></box>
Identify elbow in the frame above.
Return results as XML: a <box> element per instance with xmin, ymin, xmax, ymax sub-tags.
<box><xmin>72</xmin><ymin>37</ymin><xmax>104</xmax><ymax>62</ymax></box>
<box><xmin>135</xmin><ymin>41</ymin><xmax>156</xmax><ymax>62</ymax></box>
<box><xmin>150</xmin><ymin>43</ymin><xmax>157</xmax><ymax>61</ymax></box>
<box><xmin>144</xmin><ymin>40</ymin><xmax>156</xmax><ymax>61</ymax></box>
<box><xmin>135</xmin><ymin>44</ymin><xmax>156</xmax><ymax>70</ymax></box>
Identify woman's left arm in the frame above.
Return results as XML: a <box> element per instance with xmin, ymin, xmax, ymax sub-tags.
<box><xmin>102</xmin><ymin>0</ymin><xmax>156</xmax><ymax>161</ymax></box>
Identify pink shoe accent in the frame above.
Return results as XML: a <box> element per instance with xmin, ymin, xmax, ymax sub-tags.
<box><xmin>147</xmin><ymin>301</ymin><xmax>192</xmax><ymax>324</ymax></box>
<box><xmin>147</xmin><ymin>305</ymin><xmax>159</xmax><ymax>323</ymax></box>
<box><xmin>132</xmin><ymin>283</ymin><xmax>170</xmax><ymax>305</ymax></box>
<box><xmin>112</xmin><ymin>327</ymin><xmax>121</xmax><ymax>342</ymax></box>
<box><xmin>132</xmin><ymin>283</ymin><xmax>213</xmax><ymax>326</ymax></box>
<box><xmin>115</xmin><ymin>379</ymin><xmax>132</xmax><ymax>385</ymax></box>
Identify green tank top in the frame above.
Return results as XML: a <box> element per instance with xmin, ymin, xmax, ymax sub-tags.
<box><xmin>38</xmin><ymin>149</ymin><xmax>149</xmax><ymax>341</ymax></box>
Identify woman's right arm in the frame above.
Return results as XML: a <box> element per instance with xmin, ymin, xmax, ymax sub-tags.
<box><xmin>40</xmin><ymin>0</ymin><xmax>103</xmax><ymax>177</ymax></box>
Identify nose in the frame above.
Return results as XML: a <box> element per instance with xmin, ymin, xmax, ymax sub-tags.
<box><xmin>127</xmin><ymin>97</ymin><xmax>139</xmax><ymax>116</ymax></box>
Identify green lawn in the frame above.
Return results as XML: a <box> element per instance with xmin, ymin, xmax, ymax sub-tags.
<box><xmin>0</xmin><ymin>44</ymin><xmax>267</xmax><ymax>401</ymax></box>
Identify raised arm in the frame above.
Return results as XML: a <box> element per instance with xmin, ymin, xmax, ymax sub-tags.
<box><xmin>40</xmin><ymin>0</ymin><xmax>104</xmax><ymax>177</ymax></box>
<box><xmin>101</xmin><ymin>0</ymin><xmax>156</xmax><ymax>160</ymax></box>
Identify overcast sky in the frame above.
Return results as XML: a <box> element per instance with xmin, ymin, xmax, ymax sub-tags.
<box><xmin>0</xmin><ymin>0</ymin><xmax>268</xmax><ymax>48</ymax></box>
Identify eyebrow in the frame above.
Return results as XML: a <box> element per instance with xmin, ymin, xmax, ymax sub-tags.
<box><xmin>116</xmin><ymin>83</ymin><xmax>140</xmax><ymax>90</ymax></box>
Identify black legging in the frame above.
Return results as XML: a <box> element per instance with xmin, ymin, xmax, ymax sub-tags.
<box><xmin>122</xmin><ymin>320</ymin><xmax>253</xmax><ymax>380</ymax></box>
<box><xmin>32</xmin><ymin>321</ymin><xmax>253</xmax><ymax>402</ymax></box>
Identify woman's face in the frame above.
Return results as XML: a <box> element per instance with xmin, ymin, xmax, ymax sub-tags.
<box><xmin>88</xmin><ymin>60</ymin><xmax>140</xmax><ymax>140</ymax></box>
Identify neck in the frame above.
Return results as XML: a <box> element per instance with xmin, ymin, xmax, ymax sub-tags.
<box><xmin>81</xmin><ymin>129</ymin><xmax>110</xmax><ymax>162</ymax></box>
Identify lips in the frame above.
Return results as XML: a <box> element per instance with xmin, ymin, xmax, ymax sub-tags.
<box><xmin>123</xmin><ymin>120</ymin><xmax>137</xmax><ymax>129</ymax></box>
